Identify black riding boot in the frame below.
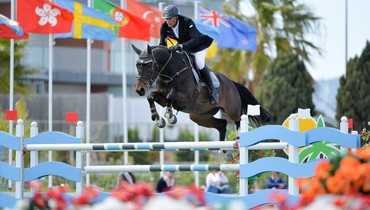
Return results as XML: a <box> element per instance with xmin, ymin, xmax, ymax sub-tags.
<box><xmin>200</xmin><ymin>66</ymin><xmax>219</xmax><ymax>104</ymax></box>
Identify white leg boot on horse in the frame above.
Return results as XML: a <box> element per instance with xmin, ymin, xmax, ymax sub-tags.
<box><xmin>200</xmin><ymin>65</ymin><xmax>219</xmax><ymax>105</ymax></box>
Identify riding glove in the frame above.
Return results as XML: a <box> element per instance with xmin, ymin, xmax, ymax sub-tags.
<box><xmin>169</xmin><ymin>44</ymin><xmax>182</xmax><ymax>52</ymax></box>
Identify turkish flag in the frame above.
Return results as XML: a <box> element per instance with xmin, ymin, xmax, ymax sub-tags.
<box><xmin>17</xmin><ymin>0</ymin><xmax>74</xmax><ymax>34</ymax></box>
<box><xmin>126</xmin><ymin>0</ymin><xmax>163</xmax><ymax>38</ymax></box>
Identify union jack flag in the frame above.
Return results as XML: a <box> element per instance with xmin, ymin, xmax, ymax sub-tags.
<box><xmin>198</xmin><ymin>7</ymin><xmax>257</xmax><ymax>51</ymax></box>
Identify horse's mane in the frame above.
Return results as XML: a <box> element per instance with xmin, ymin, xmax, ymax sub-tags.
<box><xmin>151</xmin><ymin>45</ymin><xmax>169</xmax><ymax>51</ymax></box>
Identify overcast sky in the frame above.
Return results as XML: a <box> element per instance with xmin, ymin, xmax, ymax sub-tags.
<box><xmin>300</xmin><ymin>0</ymin><xmax>370</xmax><ymax>81</ymax></box>
<box><xmin>241</xmin><ymin>0</ymin><xmax>370</xmax><ymax>81</ymax></box>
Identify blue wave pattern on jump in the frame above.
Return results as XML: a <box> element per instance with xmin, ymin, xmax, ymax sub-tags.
<box><xmin>239</xmin><ymin>157</ymin><xmax>322</xmax><ymax>178</ymax></box>
<box><xmin>24</xmin><ymin>161</ymin><xmax>81</xmax><ymax>182</ymax></box>
<box><xmin>0</xmin><ymin>161</ymin><xmax>20</xmax><ymax>181</ymax></box>
<box><xmin>0</xmin><ymin>131</ymin><xmax>81</xmax><ymax>209</ymax></box>
<box><xmin>239</xmin><ymin>125</ymin><xmax>307</xmax><ymax>147</ymax></box>
<box><xmin>25</xmin><ymin>131</ymin><xmax>81</xmax><ymax>145</ymax></box>
<box><xmin>204</xmin><ymin>189</ymin><xmax>300</xmax><ymax>209</ymax></box>
<box><xmin>305</xmin><ymin>127</ymin><xmax>360</xmax><ymax>147</ymax></box>
<box><xmin>0</xmin><ymin>193</ymin><xmax>19</xmax><ymax>209</ymax></box>
<box><xmin>0</xmin><ymin>131</ymin><xmax>21</xmax><ymax>150</ymax></box>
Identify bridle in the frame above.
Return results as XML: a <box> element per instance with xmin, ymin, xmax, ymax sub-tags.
<box><xmin>136</xmin><ymin>47</ymin><xmax>193</xmax><ymax>87</ymax></box>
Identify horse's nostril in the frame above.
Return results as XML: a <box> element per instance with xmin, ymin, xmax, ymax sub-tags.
<box><xmin>136</xmin><ymin>88</ymin><xmax>145</xmax><ymax>96</ymax></box>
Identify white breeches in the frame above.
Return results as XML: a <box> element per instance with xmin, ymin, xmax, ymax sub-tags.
<box><xmin>192</xmin><ymin>48</ymin><xmax>208</xmax><ymax>70</ymax></box>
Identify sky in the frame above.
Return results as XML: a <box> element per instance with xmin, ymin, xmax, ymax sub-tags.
<box><xmin>302</xmin><ymin>0</ymin><xmax>370</xmax><ymax>81</ymax></box>
<box><xmin>241</xmin><ymin>0</ymin><xmax>370</xmax><ymax>81</ymax></box>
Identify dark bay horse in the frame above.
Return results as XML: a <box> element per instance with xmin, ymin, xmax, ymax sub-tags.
<box><xmin>132</xmin><ymin>44</ymin><xmax>270</xmax><ymax>160</ymax></box>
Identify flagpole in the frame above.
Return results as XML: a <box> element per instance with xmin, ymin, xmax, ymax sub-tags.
<box><xmin>158</xmin><ymin>1</ymin><xmax>165</xmax><ymax>178</ymax></box>
<box><xmin>193</xmin><ymin>1</ymin><xmax>201</xmax><ymax>187</ymax></box>
<box><xmin>47</xmin><ymin>32</ymin><xmax>54</xmax><ymax>189</ymax></box>
<box><xmin>345</xmin><ymin>0</ymin><xmax>348</xmax><ymax>69</ymax></box>
<box><xmin>86</xmin><ymin>0</ymin><xmax>92</xmax><ymax>186</ymax></box>
<box><xmin>8</xmin><ymin>0</ymin><xmax>15</xmax><ymax>191</ymax></box>
<box><xmin>120</xmin><ymin>0</ymin><xmax>128</xmax><ymax>165</ymax></box>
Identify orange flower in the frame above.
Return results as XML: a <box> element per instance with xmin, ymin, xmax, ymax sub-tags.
<box><xmin>356</xmin><ymin>147</ymin><xmax>370</xmax><ymax>160</ymax></box>
<box><xmin>326</xmin><ymin>176</ymin><xmax>345</xmax><ymax>194</ymax></box>
<box><xmin>360</xmin><ymin>163</ymin><xmax>370</xmax><ymax>192</ymax></box>
<box><xmin>340</xmin><ymin>156</ymin><xmax>361</xmax><ymax>168</ymax></box>
<box><xmin>314</xmin><ymin>160</ymin><xmax>332</xmax><ymax>179</ymax></box>
<box><xmin>307</xmin><ymin>178</ymin><xmax>327</xmax><ymax>194</ymax></box>
<box><xmin>297</xmin><ymin>178</ymin><xmax>312</xmax><ymax>192</ymax></box>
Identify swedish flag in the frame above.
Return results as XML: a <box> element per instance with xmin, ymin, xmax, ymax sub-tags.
<box><xmin>55</xmin><ymin>0</ymin><xmax>114</xmax><ymax>42</ymax></box>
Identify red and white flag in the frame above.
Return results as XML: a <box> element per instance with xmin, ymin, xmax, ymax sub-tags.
<box><xmin>126</xmin><ymin>0</ymin><xmax>162</xmax><ymax>38</ymax></box>
<box><xmin>17</xmin><ymin>0</ymin><xmax>74</xmax><ymax>34</ymax></box>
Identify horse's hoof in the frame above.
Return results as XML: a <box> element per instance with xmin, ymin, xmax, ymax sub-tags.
<box><xmin>167</xmin><ymin>115</ymin><xmax>177</xmax><ymax>124</ymax></box>
<box><xmin>220</xmin><ymin>151</ymin><xmax>233</xmax><ymax>161</ymax></box>
<box><xmin>156</xmin><ymin>118</ymin><xmax>166</xmax><ymax>128</ymax></box>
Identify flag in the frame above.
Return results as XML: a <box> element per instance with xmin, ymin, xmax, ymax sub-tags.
<box><xmin>195</xmin><ymin>21</ymin><xmax>219</xmax><ymax>58</ymax></box>
<box><xmin>348</xmin><ymin>118</ymin><xmax>353</xmax><ymax>130</ymax></box>
<box><xmin>93</xmin><ymin>0</ymin><xmax>150</xmax><ymax>41</ymax></box>
<box><xmin>6</xmin><ymin>110</ymin><xmax>18</xmax><ymax>120</ymax></box>
<box><xmin>126</xmin><ymin>0</ymin><xmax>163</xmax><ymax>38</ymax></box>
<box><xmin>66</xmin><ymin>112</ymin><xmax>78</xmax><ymax>123</ymax></box>
<box><xmin>17</xmin><ymin>0</ymin><xmax>73</xmax><ymax>34</ymax></box>
<box><xmin>247</xmin><ymin>105</ymin><xmax>260</xmax><ymax>116</ymax></box>
<box><xmin>0</xmin><ymin>14</ymin><xmax>28</xmax><ymax>39</ymax></box>
<box><xmin>199</xmin><ymin>7</ymin><xmax>257</xmax><ymax>51</ymax></box>
<box><xmin>55</xmin><ymin>0</ymin><xmax>114</xmax><ymax>42</ymax></box>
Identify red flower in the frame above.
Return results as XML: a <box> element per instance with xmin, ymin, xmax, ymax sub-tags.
<box><xmin>33</xmin><ymin>193</ymin><xmax>47</xmax><ymax>208</ymax></box>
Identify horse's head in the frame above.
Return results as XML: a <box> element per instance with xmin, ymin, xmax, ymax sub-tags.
<box><xmin>132</xmin><ymin>44</ymin><xmax>158</xmax><ymax>96</ymax></box>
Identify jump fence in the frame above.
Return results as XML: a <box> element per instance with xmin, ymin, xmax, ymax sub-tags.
<box><xmin>0</xmin><ymin>115</ymin><xmax>361</xmax><ymax>209</ymax></box>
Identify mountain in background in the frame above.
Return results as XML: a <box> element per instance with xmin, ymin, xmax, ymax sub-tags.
<box><xmin>313</xmin><ymin>77</ymin><xmax>340</xmax><ymax>126</ymax></box>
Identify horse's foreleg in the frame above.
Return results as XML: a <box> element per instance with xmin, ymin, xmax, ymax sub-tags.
<box><xmin>148</xmin><ymin>92</ymin><xmax>166</xmax><ymax>128</ymax></box>
<box><xmin>165</xmin><ymin>91</ymin><xmax>177</xmax><ymax>124</ymax></box>
<box><xmin>165</xmin><ymin>106</ymin><xmax>177</xmax><ymax>124</ymax></box>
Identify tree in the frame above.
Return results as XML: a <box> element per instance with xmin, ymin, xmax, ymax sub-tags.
<box><xmin>256</xmin><ymin>52</ymin><xmax>315</xmax><ymax>124</ymax></box>
<box><xmin>210</xmin><ymin>0</ymin><xmax>321</xmax><ymax>91</ymax></box>
<box><xmin>0</xmin><ymin>39</ymin><xmax>35</xmax><ymax>95</ymax></box>
<box><xmin>336</xmin><ymin>41</ymin><xmax>370</xmax><ymax>131</ymax></box>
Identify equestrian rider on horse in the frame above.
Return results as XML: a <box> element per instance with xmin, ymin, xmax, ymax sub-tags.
<box><xmin>159</xmin><ymin>5</ymin><xmax>220</xmax><ymax>105</ymax></box>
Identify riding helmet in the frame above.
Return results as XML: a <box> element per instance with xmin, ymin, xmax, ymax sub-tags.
<box><xmin>162</xmin><ymin>5</ymin><xmax>179</xmax><ymax>19</ymax></box>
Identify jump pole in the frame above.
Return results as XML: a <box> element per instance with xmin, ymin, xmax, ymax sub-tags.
<box><xmin>84</xmin><ymin>164</ymin><xmax>239</xmax><ymax>173</ymax></box>
<box><xmin>25</xmin><ymin>142</ymin><xmax>287</xmax><ymax>151</ymax></box>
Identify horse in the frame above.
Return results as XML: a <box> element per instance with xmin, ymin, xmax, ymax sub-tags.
<box><xmin>132</xmin><ymin>44</ymin><xmax>270</xmax><ymax>160</ymax></box>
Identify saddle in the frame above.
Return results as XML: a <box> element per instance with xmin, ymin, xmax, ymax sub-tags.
<box><xmin>180</xmin><ymin>51</ymin><xmax>220</xmax><ymax>88</ymax></box>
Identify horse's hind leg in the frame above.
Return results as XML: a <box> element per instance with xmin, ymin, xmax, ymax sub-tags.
<box><xmin>189</xmin><ymin>113</ymin><xmax>233</xmax><ymax>161</ymax></box>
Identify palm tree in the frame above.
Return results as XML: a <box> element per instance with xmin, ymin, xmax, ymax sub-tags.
<box><xmin>0</xmin><ymin>39</ymin><xmax>35</xmax><ymax>95</ymax></box>
<box><xmin>210</xmin><ymin>0</ymin><xmax>322</xmax><ymax>91</ymax></box>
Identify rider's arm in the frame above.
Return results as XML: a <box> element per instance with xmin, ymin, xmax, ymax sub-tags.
<box><xmin>159</xmin><ymin>22</ymin><xmax>168</xmax><ymax>47</ymax></box>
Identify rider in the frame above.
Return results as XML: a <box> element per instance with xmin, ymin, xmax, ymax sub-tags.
<box><xmin>159</xmin><ymin>5</ymin><xmax>219</xmax><ymax>105</ymax></box>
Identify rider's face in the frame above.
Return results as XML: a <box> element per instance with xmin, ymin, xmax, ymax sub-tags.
<box><xmin>165</xmin><ymin>16</ymin><xmax>177</xmax><ymax>28</ymax></box>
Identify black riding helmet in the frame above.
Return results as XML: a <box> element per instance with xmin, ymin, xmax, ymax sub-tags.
<box><xmin>162</xmin><ymin>5</ymin><xmax>179</xmax><ymax>19</ymax></box>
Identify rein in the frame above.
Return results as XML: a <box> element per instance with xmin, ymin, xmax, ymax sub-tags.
<box><xmin>155</xmin><ymin>51</ymin><xmax>193</xmax><ymax>84</ymax></box>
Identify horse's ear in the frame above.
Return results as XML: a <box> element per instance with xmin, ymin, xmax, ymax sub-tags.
<box><xmin>131</xmin><ymin>44</ymin><xmax>142</xmax><ymax>55</ymax></box>
<box><xmin>147</xmin><ymin>44</ymin><xmax>152</xmax><ymax>55</ymax></box>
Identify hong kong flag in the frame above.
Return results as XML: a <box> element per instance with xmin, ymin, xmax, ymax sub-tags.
<box><xmin>17</xmin><ymin>0</ymin><xmax>74</xmax><ymax>34</ymax></box>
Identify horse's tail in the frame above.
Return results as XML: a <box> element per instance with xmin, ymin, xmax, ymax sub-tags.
<box><xmin>233</xmin><ymin>82</ymin><xmax>271</xmax><ymax>125</ymax></box>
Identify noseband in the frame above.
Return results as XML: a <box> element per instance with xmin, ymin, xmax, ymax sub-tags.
<box><xmin>136</xmin><ymin>50</ymin><xmax>173</xmax><ymax>88</ymax></box>
<box><xmin>137</xmin><ymin>48</ymin><xmax>193</xmax><ymax>88</ymax></box>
